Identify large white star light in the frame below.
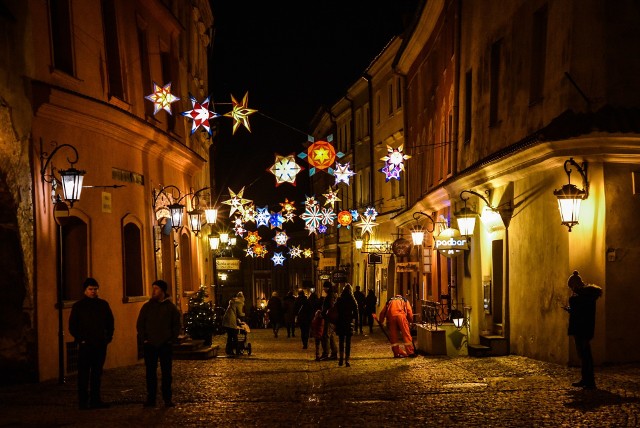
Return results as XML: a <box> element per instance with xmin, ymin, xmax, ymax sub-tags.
<box><xmin>221</xmin><ymin>187</ymin><xmax>251</xmax><ymax>217</ymax></box>
<box><xmin>300</xmin><ymin>204</ymin><xmax>322</xmax><ymax>234</ymax></box>
<box><xmin>334</xmin><ymin>162</ymin><xmax>356</xmax><ymax>185</ymax></box>
<box><xmin>255</xmin><ymin>206</ymin><xmax>271</xmax><ymax>228</ymax></box>
<box><xmin>268</xmin><ymin>153</ymin><xmax>303</xmax><ymax>186</ymax></box>
<box><xmin>273</xmin><ymin>231</ymin><xmax>289</xmax><ymax>247</ymax></box>
<box><xmin>356</xmin><ymin>215</ymin><xmax>379</xmax><ymax>236</ymax></box>
<box><xmin>288</xmin><ymin>245</ymin><xmax>303</xmax><ymax>258</ymax></box>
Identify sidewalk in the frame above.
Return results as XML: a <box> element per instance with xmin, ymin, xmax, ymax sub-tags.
<box><xmin>1</xmin><ymin>328</ymin><xmax>639</xmax><ymax>427</ymax></box>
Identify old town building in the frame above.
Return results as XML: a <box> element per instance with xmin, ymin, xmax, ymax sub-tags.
<box><xmin>0</xmin><ymin>0</ymin><xmax>214</xmax><ymax>383</ymax></box>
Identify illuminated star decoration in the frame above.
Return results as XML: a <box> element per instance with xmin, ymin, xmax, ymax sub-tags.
<box><xmin>317</xmin><ymin>224</ymin><xmax>328</xmax><ymax>234</ymax></box>
<box><xmin>364</xmin><ymin>206</ymin><xmax>379</xmax><ymax>220</ymax></box>
<box><xmin>280</xmin><ymin>198</ymin><xmax>297</xmax><ymax>223</ymax></box>
<box><xmin>298</xmin><ymin>134</ymin><xmax>344</xmax><ymax>176</ymax></box>
<box><xmin>145</xmin><ymin>82</ymin><xmax>180</xmax><ymax>115</ymax></box>
<box><xmin>180</xmin><ymin>94</ymin><xmax>219</xmax><ymax>134</ymax></box>
<box><xmin>269</xmin><ymin>211</ymin><xmax>284</xmax><ymax>229</ymax></box>
<box><xmin>304</xmin><ymin>195</ymin><xmax>318</xmax><ymax>207</ymax></box>
<box><xmin>268</xmin><ymin>153</ymin><xmax>303</xmax><ymax>186</ymax></box>
<box><xmin>356</xmin><ymin>215</ymin><xmax>379</xmax><ymax>236</ymax></box>
<box><xmin>271</xmin><ymin>252</ymin><xmax>286</xmax><ymax>266</ymax></box>
<box><xmin>323</xmin><ymin>187</ymin><xmax>341</xmax><ymax>208</ymax></box>
<box><xmin>273</xmin><ymin>231</ymin><xmax>289</xmax><ymax>247</ymax></box>
<box><xmin>255</xmin><ymin>206</ymin><xmax>271</xmax><ymax>228</ymax></box>
<box><xmin>289</xmin><ymin>245</ymin><xmax>303</xmax><ymax>258</ymax></box>
<box><xmin>245</xmin><ymin>231</ymin><xmax>261</xmax><ymax>246</ymax></box>
<box><xmin>253</xmin><ymin>243</ymin><xmax>268</xmax><ymax>258</ymax></box>
<box><xmin>303</xmin><ymin>248</ymin><xmax>313</xmax><ymax>258</ymax></box>
<box><xmin>300</xmin><ymin>204</ymin><xmax>322</xmax><ymax>234</ymax></box>
<box><xmin>223</xmin><ymin>92</ymin><xmax>257</xmax><ymax>134</ymax></box>
<box><xmin>334</xmin><ymin>162</ymin><xmax>356</xmax><ymax>185</ymax></box>
<box><xmin>242</xmin><ymin>204</ymin><xmax>257</xmax><ymax>223</ymax></box>
<box><xmin>350</xmin><ymin>209</ymin><xmax>360</xmax><ymax>221</ymax></box>
<box><xmin>244</xmin><ymin>246</ymin><xmax>256</xmax><ymax>258</ymax></box>
<box><xmin>380</xmin><ymin>145</ymin><xmax>411</xmax><ymax>182</ymax></box>
<box><xmin>321</xmin><ymin>207</ymin><xmax>336</xmax><ymax>226</ymax></box>
<box><xmin>232</xmin><ymin>217</ymin><xmax>246</xmax><ymax>236</ymax></box>
<box><xmin>221</xmin><ymin>187</ymin><xmax>251</xmax><ymax>217</ymax></box>
<box><xmin>337</xmin><ymin>210</ymin><xmax>353</xmax><ymax>228</ymax></box>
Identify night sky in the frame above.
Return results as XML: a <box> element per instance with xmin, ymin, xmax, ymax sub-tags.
<box><xmin>208</xmin><ymin>1</ymin><xmax>420</xmax><ymax>214</ymax></box>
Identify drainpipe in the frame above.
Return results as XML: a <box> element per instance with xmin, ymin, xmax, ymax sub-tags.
<box><xmin>452</xmin><ymin>0</ymin><xmax>461</xmax><ymax>175</ymax></box>
<box><xmin>362</xmin><ymin>73</ymin><xmax>375</xmax><ymax>205</ymax></box>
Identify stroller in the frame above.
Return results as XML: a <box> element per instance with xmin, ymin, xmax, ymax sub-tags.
<box><xmin>235</xmin><ymin>322</ymin><xmax>252</xmax><ymax>356</ymax></box>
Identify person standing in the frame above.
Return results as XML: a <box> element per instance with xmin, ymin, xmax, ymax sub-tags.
<box><xmin>295</xmin><ymin>290</ymin><xmax>314</xmax><ymax>349</ymax></box>
<box><xmin>222</xmin><ymin>292</ymin><xmax>246</xmax><ymax>356</ymax></box>
<box><xmin>319</xmin><ymin>281</ymin><xmax>338</xmax><ymax>361</ymax></box>
<box><xmin>566</xmin><ymin>270</ymin><xmax>602</xmax><ymax>389</ymax></box>
<box><xmin>364</xmin><ymin>289</ymin><xmax>377</xmax><ymax>334</ymax></box>
<box><xmin>353</xmin><ymin>285</ymin><xmax>366</xmax><ymax>335</ymax></box>
<box><xmin>376</xmin><ymin>295</ymin><xmax>416</xmax><ymax>358</ymax></box>
<box><xmin>137</xmin><ymin>280</ymin><xmax>181</xmax><ymax>408</ymax></box>
<box><xmin>283</xmin><ymin>290</ymin><xmax>297</xmax><ymax>338</ymax></box>
<box><xmin>335</xmin><ymin>284</ymin><xmax>359</xmax><ymax>367</ymax></box>
<box><xmin>266</xmin><ymin>291</ymin><xmax>283</xmax><ymax>338</ymax></box>
<box><xmin>68</xmin><ymin>277</ymin><xmax>114</xmax><ymax>410</ymax></box>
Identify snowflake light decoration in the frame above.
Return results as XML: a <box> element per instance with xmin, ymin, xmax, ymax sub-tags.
<box><xmin>320</xmin><ymin>207</ymin><xmax>336</xmax><ymax>226</ymax></box>
<box><xmin>255</xmin><ymin>206</ymin><xmax>271</xmax><ymax>228</ymax></box>
<box><xmin>350</xmin><ymin>209</ymin><xmax>360</xmax><ymax>221</ymax></box>
<box><xmin>273</xmin><ymin>231</ymin><xmax>289</xmax><ymax>247</ymax></box>
<box><xmin>289</xmin><ymin>245</ymin><xmax>303</xmax><ymax>258</ymax></box>
<box><xmin>233</xmin><ymin>224</ymin><xmax>246</xmax><ymax>237</ymax></box>
<box><xmin>145</xmin><ymin>82</ymin><xmax>180</xmax><ymax>115</ymax></box>
<box><xmin>223</xmin><ymin>92</ymin><xmax>257</xmax><ymax>134</ymax></box>
<box><xmin>271</xmin><ymin>252</ymin><xmax>286</xmax><ymax>266</ymax></box>
<box><xmin>380</xmin><ymin>145</ymin><xmax>411</xmax><ymax>181</ymax></box>
<box><xmin>364</xmin><ymin>206</ymin><xmax>379</xmax><ymax>220</ymax></box>
<box><xmin>300</xmin><ymin>204</ymin><xmax>322</xmax><ymax>233</ymax></box>
<box><xmin>268</xmin><ymin>153</ymin><xmax>303</xmax><ymax>186</ymax></box>
<box><xmin>334</xmin><ymin>162</ymin><xmax>356</xmax><ymax>185</ymax></box>
<box><xmin>323</xmin><ymin>187</ymin><xmax>341</xmax><ymax>208</ymax></box>
<box><xmin>317</xmin><ymin>224</ymin><xmax>328</xmax><ymax>234</ymax></box>
<box><xmin>180</xmin><ymin>94</ymin><xmax>219</xmax><ymax>134</ymax></box>
<box><xmin>297</xmin><ymin>135</ymin><xmax>344</xmax><ymax>176</ymax></box>
<box><xmin>221</xmin><ymin>187</ymin><xmax>251</xmax><ymax>217</ymax></box>
<box><xmin>283</xmin><ymin>211</ymin><xmax>296</xmax><ymax>223</ymax></box>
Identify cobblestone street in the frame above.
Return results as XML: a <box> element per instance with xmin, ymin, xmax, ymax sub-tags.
<box><xmin>1</xmin><ymin>328</ymin><xmax>639</xmax><ymax>427</ymax></box>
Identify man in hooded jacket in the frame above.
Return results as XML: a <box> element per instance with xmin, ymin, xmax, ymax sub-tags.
<box><xmin>566</xmin><ymin>270</ymin><xmax>603</xmax><ymax>389</ymax></box>
<box><xmin>376</xmin><ymin>295</ymin><xmax>416</xmax><ymax>358</ymax></box>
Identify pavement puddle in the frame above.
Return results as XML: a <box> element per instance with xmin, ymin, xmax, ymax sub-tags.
<box><xmin>442</xmin><ymin>382</ymin><xmax>488</xmax><ymax>389</ymax></box>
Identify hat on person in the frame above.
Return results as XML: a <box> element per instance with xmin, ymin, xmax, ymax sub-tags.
<box><xmin>567</xmin><ymin>270</ymin><xmax>583</xmax><ymax>290</ymax></box>
<box><xmin>237</xmin><ymin>291</ymin><xmax>244</xmax><ymax>298</ymax></box>
<box><xmin>271</xmin><ymin>291</ymin><xmax>278</xmax><ymax>297</ymax></box>
<box><xmin>152</xmin><ymin>279</ymin><xmax>169</xmax><ymax>294</ymax></box>
<box><xmin>83</xmin><ymin>277</ymin><xmax>99</xmax><ymax>289</ymax></box>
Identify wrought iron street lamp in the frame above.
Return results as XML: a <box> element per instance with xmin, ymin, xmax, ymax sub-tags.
<box><xmin>457</xmin><ymin>190</ymin><xmax>500</xmax><ymax>237</ymax></box>
<box><xmin>553</xmin><ymin>158</ymin><xmax>588</xmax><ymax>232</ymax></box>
<box><xmin>39</xmin><ymin>139</ymin><xmax>86</xmax><ymax>207</ymax></box>
<box><xmin>411</xmin><ymin>211</ymin><xmax>437</xmax><ymax>246</ymax></box>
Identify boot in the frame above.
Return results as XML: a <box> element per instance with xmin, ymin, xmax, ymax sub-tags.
<box><xmin>392</xmin><ymin>345</ymin><xmax>407</xmax><ymax>358</ymax></box>
<box><xmin>339</xmin><ymin>350</ymin><xmax>344</xmax><ymax>366</ymax></box>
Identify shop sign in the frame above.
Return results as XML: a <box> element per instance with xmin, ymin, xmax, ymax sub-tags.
<box><xmin>331</xmin><ymin>269</ymin><xmax>348</xmax><ymax>283</ymax></box>
<box><xmin>434</xmin><ymin>228</ymin><xmax>469</xmax><ymax>258</ymax></box>
<box><xmin>391</xmin><ymin>238</ymin><xmax>412</xmax><ymax>257</ymax></box>
<box><xmin>368</xmin><ymin>253</ymin><xmax>382</xmax><ymax>264</ymax></box>
<box><xmin>216</xmin><ymin>257</ymin><xmax>241</xmax><ymax>270</ymax></box>
<box><xmin>318</xmin><ymin>257</ymin><xmax>337</xmax><ymax>269</ymax></box>
<box><xmin>396</xmin><ymin>262</ymin><xmax>420</xmax><ymax>273</ymax></box>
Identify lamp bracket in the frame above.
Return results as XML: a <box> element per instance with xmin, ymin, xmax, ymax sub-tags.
<box><xmin>563</xmin><ymin>158</ymin><xmax>589</xmax><ymax>198</ymax></box>
<box><xmin>412</xmin><ymin>211</ymin><xmax>437</xmax><ymax>233</ymax></box>
<box><xmin>152</xmin><ymin>184</ymin><xmax>183</xmax><ymax>210</ymax></box>
<box><xmin>39</xmin><ymin>138</ymin><xmax>82</xmax><ymax>195</ymax></box>
<box><xmin>460</xmin><ymin>189</ymin><xmax>497</xmax><ymax>211</ymax></box>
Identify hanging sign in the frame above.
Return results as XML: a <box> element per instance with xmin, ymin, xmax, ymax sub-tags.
<box><xmin>216</xmin><ymin>257</ymin><xmax>241</xmax><ymax>270</ymax></box>
<box><xmin>434</xmin><ymin>228</ymin><xmax>469</xmax><ymax>258</ymax></box>
<box><xmin>396</xmin><ymin>262</ymin><xmax>420</xmax><ymax>273</ymax></box>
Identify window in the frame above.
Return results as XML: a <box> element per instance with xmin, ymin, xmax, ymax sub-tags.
<box><xmin>123</xmin><ymin>222</ymin><xmax>144</xmax><ymax>298</ymax></box>
<box><xmin>102</xmin><ymin>0</ymin><xmax>124</xmax><ymax>99</ymax></box>
<box><xmin>447</xmin><ymin>113</ymin><xmax>453</xmax><ymax>175</ymax></box>
<box><xmin>376</xmin><ymin>92</ymin><xmax>381</xmax><ymax>124</ymax></box>
<box><xmin>388</xmin><ymin>83</ymin><xmax>394</xmax><ymax>116</ymax></box>
<box><xmin>138</xmin><ymin>26</ymin><xmax>153</xmax><ymax>116</ymax></box>
<box><xmin>530</xmin><ymin>5</ymin><xmax>548</xmax><ymax>104</ymax></box>
<box><xmin>61</xmin><ymin>217</ymin><xmax>88</xmax><ymax>301</ymax></box>
<box><xmin>49</xmin><ymin>0</ymin><xmax>74</xmax><ymax>75</ymax></box>
<box><xmin>464</xmin><ymin>70</ymin><xmax>472</xmax><ymax>143</ymax></box>
<box><xmin>396</xmin><ymin>77</ymin><xmax>402</xmax><ymax>109</ymax></box>
<box><xmin>489</xmin><ymin>39</ymin><xmax>502</xmax><ymax>126</ymax></box>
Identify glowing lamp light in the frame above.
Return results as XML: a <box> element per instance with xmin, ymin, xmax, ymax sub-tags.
<box><xmin>553</xmin><ymin>158</ymin><xmax>589</xmax><ymax>232</ymax></box>
<box><xmin>411</xmin><ymin>227</ymin><xmax>425</xmax><ymax>246</ymax></box>
<box><xmin>188</xmin><ymin>208</ymin><xmax>203</xmax><ymax>235</ymax></box>
<box><xmin>229</xmin><ymin>237</ymin><xmax>237</xmax><ymax>246</ymax></box>
<box><xmin>219</xmin><ymin>232</ymin><xmax>229</xmax><ymax>244</ymax></box>
<box><xmin>59</xmin><ymin>167</ymin><xmax>86</xmax><ymax>206</ymax></box>
<box><xmin>204</xmin><ymin>208</ymin><xmax>218</xmax><ymax>224</ymax></box>
<box><xmin>219</xmin><ymin>273</ymin><xmax>228</xmax><ymax>281</ymax></box>
<box><xmin>480</xmin><ymin>207</ymin><xmax>504</xmax><ymax>232</ymax></box>
<box><xmin>169</xmin><ymin>202</ymin><xmax>185</xmax><ymax>231</ymax></box>
<box><xmin>451</xmin><ymin>309</ymin><xmax>465</xmax><ymax>329</ymax></box>
<box><xmin>455</xmin><ymin>206</ymin><xmax>477</xmax><ymax>237</ymax></box>
<box><xmin>209</xmin><ymin>235</ymin><xmax>220</xmax><ymax>250</ymax></box>
<box><xmin>355</xmin><ymin>239</ymin><xmax>363</xmax><ymax>250</ymax></box>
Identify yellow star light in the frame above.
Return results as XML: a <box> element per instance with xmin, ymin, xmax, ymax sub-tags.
<box><xmin>312</xmin><ymin>147</ymin><xmax>331</xmax><ymax>164</ymax></box>
<box><xmin>224</xmin><ymin>92</ymin><xmax>257</xmax><ymax>134</ymax></box>
<box><xmin>221</xmin><ymin>187</ymin><xmax>252</xmax><ymax>217</ymax></box>
<box><xmin>145</xmin><ymin>82</ymin><xmax>180</xmax><ymax>115</ymax></box>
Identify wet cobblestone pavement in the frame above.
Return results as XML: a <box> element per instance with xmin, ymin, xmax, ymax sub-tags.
<box><xmin>1</xmin><ymin>328</ymin><xmax>640</xmax><ymax>427</ymax></box>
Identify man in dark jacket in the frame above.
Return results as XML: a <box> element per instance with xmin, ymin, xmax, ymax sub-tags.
<box><xmin>137</xmin><ymin>280</ymin><xmax>181</xmax><ymax>408</ymax></box>
<box><xmin>364</xmin><ymin>289</ymin><xmax>377</xmax><ymax>334</ymax></box>
<box><xmin>566</xmin><ymin>270</ymin><xmax>602</xmax><ymax>389</ymax></box>
<box><xmin>69</xmin><ymin>277</ymin><xmax>114</xmax><ymax>410</ymax></box>
<box><xmin>353</xmin><ymin>285</ymin><xmax>366</xmax><ymax>334</ymax></box>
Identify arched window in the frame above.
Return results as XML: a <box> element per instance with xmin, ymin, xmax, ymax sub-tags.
<box><xmin>123</xmin><ymin>222</ymin><xmax>144</xmax><ymax>298</ymax></box>
<box><xmin>61</xmin><ymin>217</ymin><xmax>88</xmax><ymax>301</ymax></box>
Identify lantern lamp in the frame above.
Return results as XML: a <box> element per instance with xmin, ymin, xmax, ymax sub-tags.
<box><xmin>169</xmin><ymin>202</ymin><xmax>185</xmax><ymax>231</ymax></box>
<box><xmin>355</xmin><ymin>238</ymin><xmax>363</xmax><ymax>250</ymax></box>
<box><xmin>219</xmin><ymin>232</ymin><xmax>229</xmax><ymax>244</ymax></box>
<box><xmin>553</xmin><ymin>158</ymin><xmax>588</xmax><ymax>232</ymax></box>
<box><xmin>451</xmin><ymin>309</ymin><xmax>465</xmax><ymax>329</ymax></box>
<box><xmin>209</xmin><ymin>235</ymin><xmax>220</xmax><ymax>250</ymax></box>
<box><xmin>204</xmin><ymin>207</ymin><xmax>218</xmax><ymax>224</ymax></box>
<box><xmin>455</xmin><ymin>205</ymin><xmax>477</xmax><ymax>237</ymax></box>
<box><xmin>188</xmin><ymin>208</ymin><xmax>203</xmax><ymax>235</ymax></box>
<box><xmin>39</xmin><ymin>139</ymin><xmax>86</xmax><ymax>207</ymax></box>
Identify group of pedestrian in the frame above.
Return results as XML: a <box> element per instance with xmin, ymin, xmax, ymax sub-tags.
<box><xmin>69</xmin><ymin>277</ymin><xmax>181</xmax><ymax>410</ymax></box>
